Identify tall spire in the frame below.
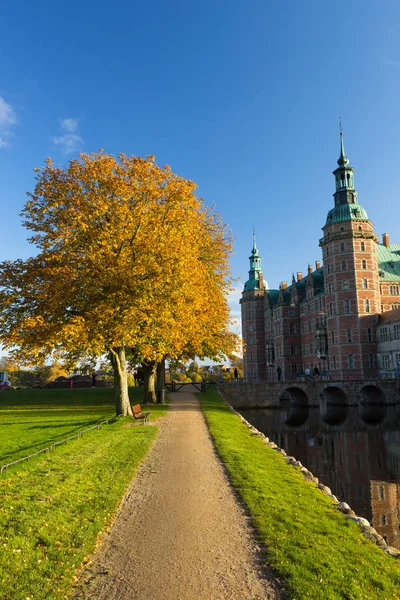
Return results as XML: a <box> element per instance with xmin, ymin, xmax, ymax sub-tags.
<box><xmin>251</xmin><ymin>226</ymin><xmax>257</xmax><ymax>255</ymax></box>
<box><xmin>337</xmin><ymin>119</ymin><xmax>349</xmax><ymax>167</ymax></box>
<box><xmin>243</xmin><ymin>230</ymin><xmax>268</xmax><ymax>291</ymax></box>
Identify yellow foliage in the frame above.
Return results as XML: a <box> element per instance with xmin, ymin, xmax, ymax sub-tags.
<box><xmin>0</xmin><ymin>152</ymin><xmax>239</xmax><ymax>370</ymax></box>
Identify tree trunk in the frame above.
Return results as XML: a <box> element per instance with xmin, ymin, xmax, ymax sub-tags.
<box><xmin>109</xmin><ymin>347</ymin><xmax>132</xmax><ymax>416</ymax></box>
<box><xmin>156</xmin><ymin>359</ymin><xmax>166</xmax><ymax>390</ymax></box>
<box><xmin>143</xmin><ymin>361</ymin><xmax>158</xmax><ymax>403</ymax></box>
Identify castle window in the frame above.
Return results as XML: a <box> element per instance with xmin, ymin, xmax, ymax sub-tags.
<box><xmin>380</xmin><ymin>327</ymin><xmax>389</xmax><ymax>342</ymax></box>
<box><xmin>333</xmin><ymin>355</ymin><xmax>336</xmax><ymax>369</ymax></box>
<box><xmin>382</xmin><ymin>354</ymin><xmax>391</xmax><ymax>368</ymax></box>
<box><xmin>349</xmin><ymin>354</ymin><xmax>354</xmax><ymax>369</ymax></box>
<box><xmin>365</xmin><ymin>299</ymin><xmax>370</xmax><ymax>313</ymax></box>
<box><xmin>343</xmin><ymin>280</ymin><xmax>349</xmax><ymax>290</ymax></box>
<box><xmin>340</xmin><ymin>227</ymin><xmax>344</xmax><ymax>232</ymax></box>
<box><xmin>347</xmin><ymin>328</ymin><xmax>352</xmax><ymax>343</ymax></box>
<box><xmin>369</xmin><ymin>353</ymin><xmax>374</xmax><ymax>368</ymax></box>
<box><xmin>358</xmin><ymin>226</ymin><xmax>362</xmax><ymax>231</ymax></box>
<box><xmin>342</xmin><ymin>261</ymin><xmax>346</xmax><ymax>270</ymax></box>
<box><xmin>344</xmin><ymin>299</ymin><xmax>350</xmax><ymax>314</ymax></box>
<box><xmin>328</xmin><ymin>283</ymin><xmax>332</xmax><ymax>294</ymax></box>
<box><xmin>362</xmin><ymin>259</ymin><xmax>367</xmax><ymax>269</ymax></box>
<box><xmin>331</xmin><ymin>331</ymin><xmax>335</xmax><ymax>344</ymax></box>
<box><xmin>380</xmin><ymin>515</ymin><xmax>387</xmax><ymax>526</ymax></box>
<box><xmin>330</xmin><ymin>302</ymin><xmax>334</xmax><ymax>316</ymax></box>
<box><xmin>340</xmin><ymin>242</ymin><xmax>345</xmax><ymax>252</ymax></box>
<box><xmin>394</xmin><ymin>324</ymin><xmax>400</xmax><ymax>340</ymax></box>
<box><xmin>367</xmin><ymin>328</ymin><xmax>372</xmax><ymax>342</ymax></box>
<box><xmin>290</xmin><ymin>345</ymin><xmax>297</xmax><ymax>356</ymax></box>
<box><xmin>390</xmin><ymin>285</ymin><xmax>399</xmax><ymax>295</ymax></box>
<box><xmin>361</xmin><ymin>242</ymin><xmax>365</xmax><ymax>251</ymax></box>
<box><xmin>327</xmin><ymin>264</ymin><xmax>331</xmax><ymax>274</ymax></box>
<box><xmin>291</xmin><ymin>364</ymin><xmax>297</xmax><ymax>375</ymax></box>
<box><xmin>363</xmin><ymin>279</ymin><xmax>368</xmax><ymax>289</ymax></box>
<box><xmin>308</xmin><ymin>321</ymin><xmax>312</xmax><ymax>332</ymax></box>
<box><xmin>392</xmin><ymin>304</ymin><xmax>400</xmax><ymax>309</ymax></box>
<box><xmin>379</xmin><ymin>486</ymin><xmax>385</xmax><ymax>501</ymax></box>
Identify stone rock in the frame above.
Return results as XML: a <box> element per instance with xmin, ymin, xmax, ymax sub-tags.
<box><xmin>375</xmin><ymin>536</ymin><xmax>388</xmax><ymax>548</ymax></box>
<box><xmin>345</xmin><ymin>515</ymin><xmax>370</xmax><ymax>528</ymax></box>
<box><xmin>268</xmin><ymin>442</ymin><xmax>278</xmax><ymax>449</ymax></box>
<box><xmin>385</xmin><ymin>546</ymin><xmax>400</xmax><ymax>557</ymax></box>
<box><xmin>292</xmin><ymin>461</ymin><xmax>302</xmax><ymax>468</ymax></box>
<box><xmin>360</xmin><ymin>525</ymin><xmax>383</xmax><ymax>543</ymax></box>
<box><xmin>336</xmin><ymin>502</ymin><xmax>351</xmax><ymax>511</ymax></box>
<box><xmin>300</xmin><ymin>467</ymin><xmax>312</xmax><ymax>477</ymax></box>
<box><xmin>319</xmin><ymin>485</ymin><xmax>332</xmax><ymax>495</ymax></box>
<box><xmin>286</xmin><ymin>456</ymin><xmax>297</xmax><ymax>464</ymax></box>
<box><xmin>329</xmin><ymin>494</ymin><xmax>338</xmax><ymax>503</ymax></box>
<box><xmin>310</xmin><ymin>476</ymin><xmax>319</xmax><ymax>485</ymax></box>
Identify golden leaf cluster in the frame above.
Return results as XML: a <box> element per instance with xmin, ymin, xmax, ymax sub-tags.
<box><xmin>0</xmin><ymin>152</ymin><xmax>239</xmax><ymax>368</ymax></box>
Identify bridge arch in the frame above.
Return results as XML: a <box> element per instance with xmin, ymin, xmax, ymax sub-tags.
<box><xmin>320</xmin><ymin>386</ymin><xmax>349</xmax><ymax>425</ymax></box>
<box><xmin>279</xmin><ymin>386</ymin><xmax>309</xmax><ymax>406</ymax></box>
<box><xmin>359</xmin><ymin>385</ymin><xmax>386</xmax><ymax>424</ymax></box>
<box><xmin>279</xmin><ymin>387</ymin><xmax>309</xmax><ymax>426</ymax></box>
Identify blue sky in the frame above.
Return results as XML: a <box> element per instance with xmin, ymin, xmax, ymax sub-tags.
<box><xmin>1</xmin><ymin>0</ymin><xmax>400</xmax><ymax>335</ymax></box>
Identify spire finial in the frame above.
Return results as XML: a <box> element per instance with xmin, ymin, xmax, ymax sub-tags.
<box><xmin>253</xmin><ymin>226</ymin><xmax>256</xmax><ymax>250</ymax></box>
<box><xmin>338</xmin><ymin>118</ymin><xmax>349</xmax><ymax>166</ymax></box>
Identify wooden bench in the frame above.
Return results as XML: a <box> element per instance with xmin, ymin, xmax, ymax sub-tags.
<box><xmin>132</xmin><ymin>403</ymin><xmax>151</xmax><ymax>424</ymax></box>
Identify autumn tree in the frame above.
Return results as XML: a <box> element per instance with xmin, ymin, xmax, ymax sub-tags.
<box><xmin>0</xmin><ymin>152</ymin><xmax>238</xmax><ymax>414</ymax></box>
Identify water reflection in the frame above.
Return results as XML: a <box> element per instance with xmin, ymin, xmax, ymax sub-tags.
<box><xmin>240</xmin><ymin>404</ymin><xmax>400</xmax><ymax>549</ymax></box>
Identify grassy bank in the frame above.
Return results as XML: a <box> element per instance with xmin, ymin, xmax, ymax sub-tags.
<box><xmin>201</xmin><ymin>387</ymin><xmax>400</xmax><ymax>600</ymax></box>
<box><xmin>0</xmin><ymin>393</ymin><xmax>167</xmax><ymax>600</ymax></box>
<box><xmin>0</xmin><ymin>387</ymin><xmax>148</xmax><ymax>464</ymax></box>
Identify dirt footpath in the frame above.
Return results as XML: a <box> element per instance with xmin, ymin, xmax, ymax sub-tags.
<box><xmin>76</xmin><ymin>391</ymin><xmax>284</xmax><ymax>599</ymax></box>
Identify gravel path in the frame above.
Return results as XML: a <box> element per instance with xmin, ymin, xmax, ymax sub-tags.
<box><xmin>75</xmin><ymin>391</ymin><xmax>284</xmax><ymax>599</ymax></box>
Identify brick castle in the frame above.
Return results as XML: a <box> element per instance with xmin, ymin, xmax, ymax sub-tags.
<box><xmin>241</xmin><ymin>133</ymin><xmax>400</xmax><ymax>381</ymax></box>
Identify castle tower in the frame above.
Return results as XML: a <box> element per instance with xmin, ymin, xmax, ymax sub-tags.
<box><xmin>319</xmin><ymin>130</ymin><xmax>379</xmax><ymax>379</ymax></box>
<box><xmin>240</xmin><ymin>231</ymin><xmax>267</xmax><ymax>381</ymax></box>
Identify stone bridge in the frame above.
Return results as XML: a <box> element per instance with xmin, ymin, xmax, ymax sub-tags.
<box><xmin>220</xmin><ymin>380</ymin><xmax>400</xmax><ymax>424</ymax></box>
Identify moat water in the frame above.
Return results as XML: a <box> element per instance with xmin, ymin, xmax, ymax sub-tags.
<box><xmin>239</xmin><ymin>404</ymin><xmax>400</xmax><ymax>549</ymax></box>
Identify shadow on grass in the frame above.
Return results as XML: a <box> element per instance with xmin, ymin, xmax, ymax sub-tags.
<box><xmin>0</xmin><ymin>418</ymin><xmax>116</xmax><ymax>463</ymax></box>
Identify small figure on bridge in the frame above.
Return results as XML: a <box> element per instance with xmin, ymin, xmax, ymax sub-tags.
<box><xmin>305</xmin><ymin>367</ymin><xmax>311</xmax><ymax>380</ymax></box>
<box><xmin>313</xmin><ymin>366</ymin><xmax>320</xmax><ymax>380</ymax></box>
<box><xmin>277</xmin><ymin>366</ymin><xmax>282</xmax><ymax>382</ymax></box>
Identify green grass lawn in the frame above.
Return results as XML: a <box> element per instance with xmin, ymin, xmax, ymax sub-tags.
<box><xmin>201</xmin><ymin>387</ymin><xmax>400</xmax><ymax>600</ymax></box>
<box><xmin>0</xmin><ymin>387</ymin><xmax>167</xmax><ymax>600</ymax></box>
<box><xmin>0</xmin><ymin>386</ymin><xmax>150</xmax><ymax>465</ymax></box>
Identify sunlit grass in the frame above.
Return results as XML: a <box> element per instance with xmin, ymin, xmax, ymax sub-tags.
<box><xmin>0</xmin><ymin>388</ymin><xmax>167</xmax><ymax>600</ymax></box>
<box><xmin>0</xmin><ymin>387</ymin><xmax>148</xmax><ymax>464</ymax></box>
<box><xmin>201</xmin><ymin>388</ymin><xmax>400</xmax><ymax>600</ymax></box>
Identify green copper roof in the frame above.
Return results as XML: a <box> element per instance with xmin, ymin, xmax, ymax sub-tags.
<box><xmin>244</xmin><ymin>273</ymin><xmax>267</xmax><ymax>291</ymax></box>
<box><xmin>376</xmin><ymin>243</ymin><xmax>400</xmax><ymax>281</ymax></box>
<box><xmin>325</xmin><ymin>203</ymin><xmax>369</xmax><ymax>225</ymax></box>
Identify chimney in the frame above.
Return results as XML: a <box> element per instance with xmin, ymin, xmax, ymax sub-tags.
<box><xmin>308</xmin><ymin>264</ymin><xmax>312</xmax><ymax>274</ymax></box>
<box><xmin>297</xmin><ymin>272</ymin><xmax>303</xmax><ymax>281</ymax></box>
<box><xmin>281</xmin><ymin>281</ymin><xmax>288</xmax><ymax>290</ymax></box>
<box><xmin>258</xmin><ymin>273</ymin><xmax>264</xmax><ymax>289</ymax></box>
<box><xmin>382</xmin><ymin>233</ymin><xmax>390</xmax><ymax>247</ymax></box>
<box><xmin>315</xmin><ymin>260</ymin><xmax>321</xmax><ymax>270</ymax></box>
